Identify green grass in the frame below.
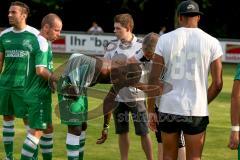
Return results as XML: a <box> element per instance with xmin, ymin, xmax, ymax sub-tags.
<box><xmin>0</xmin><ymin>54</ymin><xmax>238</xmax><ymax>159</ymax></box>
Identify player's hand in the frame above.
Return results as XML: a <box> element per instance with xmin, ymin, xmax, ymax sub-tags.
<box><xmin>148</xmin><ymin>112</ymin><xmax>158</xmax><ymax>132</ymax></box>
<box><xmin>49</xmin><ymin>74</ymin><xmax>58</xmax><ymax>93</ymax></box>
<box><xmin>96</xmin><ymin>127</ymin><xmax>108</xmax><ymax>144</ymax></box>
<box><xmin>228</xmin><ymin>131</ymin><xmax>239</xmax><ymax>150</ymax></box>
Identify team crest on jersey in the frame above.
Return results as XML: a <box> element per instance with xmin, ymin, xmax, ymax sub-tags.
<box><xmin>106</xmin><ymin>43</ymin><xmax>117</xmax><ymax>51</ymax></box>
<box><xmin>23</xmin><ymin>39</ymin><xmax>33</xmax><ymax>51</ymax></box>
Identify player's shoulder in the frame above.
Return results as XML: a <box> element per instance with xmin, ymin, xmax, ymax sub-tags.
<box><xmin>105</xmin><ymin>39</ymin><xmax>118</xmax><ymax>51</ymax></box>
<box><xmin>136</xmin><ymin>37</ymin><xmax>143</xmax><ymax>43</ymax></box>
<box><xmin>194</xmin><ymin>28</ymin><xmax>221</xmax><ymax>45</ymax></box>
<box><xmin>0</xmin><ymin>27</ymin><xmax>13</xmax><ymax>36</ymax></box>
<box><xmin>132</xmin><ymin>34</ymin><xmax>143</xmax><ymax>44</ymax></box>
<box><xmin>25</xmin><ymin>25</ymin><xmax>40</xmax><ymax>36</ymax></box>
<box><xmin>37</xmin><ymin>35</ymin><xmax>49</xmax><ymax>52</ymax></box>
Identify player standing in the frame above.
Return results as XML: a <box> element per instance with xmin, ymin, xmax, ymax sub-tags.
<box><xmin>102</xmin><ymin>13</ymin><xmax>154</xmax><ymax>160</ymax></box>
<box><xmin>0</xmin><ymin>2</ymin><xmax>39</xmax><ymax>160</ymax></box>
<box><xmin>20</xmin><ymin>13</ymin><xmax>62</xmax><ymax>160</ymax></box>
<box><xmin>132</xmin><ymin>32</ymin><xmax>186</xmax><ymax>160</ymax></box>
<box><xmin>148</xmin><ymin>0</ymin><xmax>223</xmax><ymax>159</ymax></box>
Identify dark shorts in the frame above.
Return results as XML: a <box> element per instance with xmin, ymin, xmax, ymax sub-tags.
<box><xmin>155</xmin><ymin>107</ymin><xmax>185</xmax><ymax>147</ymax></box>
<box><xmin>155</xmin><ymin>129</ymin><xmax>185</xmax><ymax>148</ymax></box>
<box><xmin>157</xmin><ymin>112</ymin><xmax>209</xmax><ymax>135</ymax></box>
<box><xmin>113</xmin><ymin>101</ymin><xmax>148</xmax><ymax>136</ymax></box>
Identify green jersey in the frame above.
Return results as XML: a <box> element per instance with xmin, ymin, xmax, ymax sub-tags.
<box><xmin>0</xmin><ymin>26</ymin><xmax>40</xmax><ymax>89</ymax></box>
<box><xmin>24</xmin><ymin>35</ymin><xmax>53</xmax><ymax>103</ymax></box>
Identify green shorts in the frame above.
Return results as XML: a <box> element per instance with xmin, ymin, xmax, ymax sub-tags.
<box><xmin>26</xmin><ymin>101</ymin><xmax>52</xmax><ymax>130</ymax></box>
<box><xmin>58</xmin><ymin>94</ymin><xmax>88</xmax><ymax>125</ymax></box>
<box><xmin>0</xmin><ymin>88</ymin><xmax>27</xmax><ymax>118</ymax></box>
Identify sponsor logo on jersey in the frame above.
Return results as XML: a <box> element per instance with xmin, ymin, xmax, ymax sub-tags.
<box><xmin>5</xmin><ymin>50</ymin><xmax>29</xmax><ymax>57</ymax></box>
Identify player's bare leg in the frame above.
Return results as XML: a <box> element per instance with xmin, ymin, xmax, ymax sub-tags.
<box><xmin>157</xmin><ymin>143</ymin><xmax>163</xmax><ymax>160</ymax></box>
<box><xmin>119</xmin><ymin>133</ymin><xmax>129</xmax><ymax>160</ymax></box>
<box><xmin>161</xmin><ymin>132</ymin><xmax>179</xmax><ymax>160</ymax></box>
<box><xmin>141</xmin><ymin>134</ymin><xmax>154</xmax><ymax>160</ymax></box>
<box><xmin>178</xmin><ymin>147</ymin><xmax>186</xmax><ymax>160</ymax></box>
<box><xmin>184</xmin><ymin>132</ymin><xmax>206</xmax><ymax>160</ymax></box>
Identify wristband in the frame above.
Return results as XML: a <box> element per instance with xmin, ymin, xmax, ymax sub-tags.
<box><xmin>231</xmin><ymin>126</ymin><xmax>240</xmax><ymax>131</ymax></box>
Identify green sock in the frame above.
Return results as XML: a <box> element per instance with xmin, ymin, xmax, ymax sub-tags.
<box><xmin>66</xmin><ymin>133</ymin><xmax>80</xmax><ymax>160</ymax></box>
<box><xmin>3</xmin><ymin>120</ymin><xmax>14</xmax><ymax>160</ymax></box>
<box><xmin>32</xmin><ymin>145</ymin><xmax>38</xmax><ymax>160</ymax></box>
<box><xmin>20</xmin><ymin>134</ymin><xmax>39</xmax><ymax>160</ymax></box>
<box><xmin>39</xmin><ymin>133</ymin><xmax>53</xmax><ymax>160</ymax></box>
<box><xmin>79</xmin><ymin>131</ymin><xmax>86</xmax><ymax>160</ymax></box>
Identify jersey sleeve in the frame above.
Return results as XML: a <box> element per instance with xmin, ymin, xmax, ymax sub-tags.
<box><xmin>210</xmin><ymin>39</ymin><xmax>223</xmax><ymax>62</ymax></box>
<box><xmin>154</xmin><ymin>37</ymin><xmax>164</xmax><ymax>56</ymax></box>
<box><xmin>35</xmin><ymin>36</ymin><xmax>48</xmax><ymax>67</ymax></box>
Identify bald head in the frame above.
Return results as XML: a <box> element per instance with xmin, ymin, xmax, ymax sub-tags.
<box><xmin>142</xmin><ymin>32</ymin><xmax>159</xmax><ymax>53</ymax></box>
<box><xmin>41</xmin><ymin>13</ymin><xmax>62</xmax><ymax>28</ymax></box>
<box><xmin>40</xmin><ymin>13</ymin><xmax>62</xmax><ymax>41</ymax></box>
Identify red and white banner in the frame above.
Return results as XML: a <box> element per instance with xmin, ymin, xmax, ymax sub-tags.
<box><xmin>52</xmin><ymin>31</ymin><xmax>240</xmax><ymax>63</ymax></box>
<box><xmin>221</xmin><ymin>41</ymin><xmax>240</xmax><ymax>63</ymax></box>
<box><xmin>52</xmin><ymin>32</ymin><xmax>116</xmax><ymax>56</ymax></box>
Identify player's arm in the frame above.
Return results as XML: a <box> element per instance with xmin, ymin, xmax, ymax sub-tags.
<box><xmin>36</xmin><ymin>36</ymin><xmax>58</xmax><ymax>92</ymax></box>
<box><xmin>36</xmin><ymin>67</ymin><xmax>53</xmax><ymax>80</ymax></box>
<box><xmin>228</xmin><ymin>79</ymin><xmax>240</xmax><ymax>150</ymax></box>
<box><xmin>36</xmin><ymin>66</ymin><xmax>57</xmax><ymax>92</ymax></box>
<box><xmin>147</xmin><ymin>54</ymin><xmax>164</xmax><ymax>132</ymax></box>
<box><xmin>207</xmin><ymin>57</ymin><xmax>223</xmax><ymax>104</ymax></box>
<box><xmin>0</xmin><ymin>52</ymin><xmax>4</xmax><ymax>73</ymax></box>
<box><xmin>97</xmin><ymin>86</ymin><xmax>118</xmax><ymax>144</ymax></box>
<box><xmin>228</xmin><ymin>64</ymin><xmax>240</xmax><ymax>150</ymax></box>
<box><xmin>230</xmin><ymin>80</ymin><xmax>240</xmax><ymax>127</ymax></box>
<box><xmin>36</xmin><ymin>66</ymin><xmax>57</xmax><ymax>82</ymax></box>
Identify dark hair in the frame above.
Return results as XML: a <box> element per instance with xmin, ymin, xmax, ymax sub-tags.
<box><xmin>11</xmin><ymin>1</ymin><xmax>29</xmax><ymax>16</ymax></box>
<box><xmin>114</xmin><ymin>13</ymin><xmax>134</xmax><ymax>32</ymax></box>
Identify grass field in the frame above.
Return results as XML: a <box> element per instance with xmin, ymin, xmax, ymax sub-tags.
<box><xmin>0</xmin><ymin>54</ymin><xmax>238</xmax><ymax>160</ymax></box>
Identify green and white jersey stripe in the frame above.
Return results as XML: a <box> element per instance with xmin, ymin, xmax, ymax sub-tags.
<box><xmin>0</xmin><ymin>25</ymin><xmax>39</xmax><ymax>89</ymax></box>
<box><xmin>24</xmin><ymin>35</ymin><xmax>53</xmax><ymax>103</ymax></box>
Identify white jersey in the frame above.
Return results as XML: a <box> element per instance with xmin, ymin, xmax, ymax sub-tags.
<box><xmin>104</xmin><ymin>35</ymin><xmax>144</xmax><ymax>102</ymax></box>
<box><xmin>155</xmin><ymin>27</ymin><xmax>223</xmax><ymax>116</ymax></box>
